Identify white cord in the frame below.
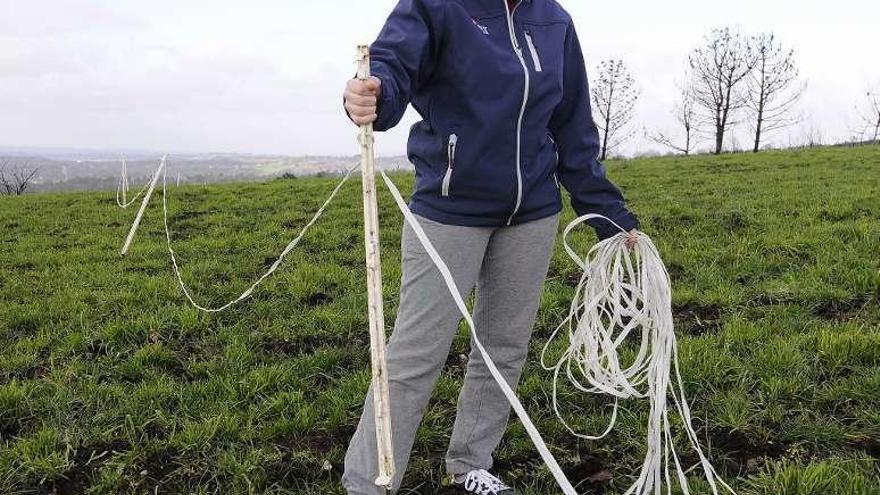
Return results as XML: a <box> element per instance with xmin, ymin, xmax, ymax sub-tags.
<box><xmin>161</xmin><ymin>160</ymin><xmax>359</xmax><ymax>313</ymax></box>
<box><xmin>121</xmin><ymin>156</ymin><xmax>358</xmax><ymax>312</ymax></box>
<box><xmin>380</xmin><ymin>170</ymin><xmax>580</xmax><ymax>495</ymax></box>
<box><xmin>116</xmin><ymin>157</ymin><xmax>153</xmax><ymax>209</ymax></box>
<box><xmin>121</xmin><ymin>156</ymin><xmax>166</xmax><ymax>255</ymax></box>
<box><xmin>541</xmin><ymin>213</ymin><xmax>737</xmax><ymax>495</ymax></box>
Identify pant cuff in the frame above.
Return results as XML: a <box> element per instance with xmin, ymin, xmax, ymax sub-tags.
<box><xmin>445</xmin><ymin>458</ymin><xmax>486</xmax><ymax>477</ymax></box>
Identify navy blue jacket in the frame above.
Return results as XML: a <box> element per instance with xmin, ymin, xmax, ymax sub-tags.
<box><xmin>366</xmin><ymin>0</ymin><xmax>638</xmax><ymax>239</ymax></box>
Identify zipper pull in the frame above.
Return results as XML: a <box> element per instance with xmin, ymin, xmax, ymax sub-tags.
<box><xmin>448</xmin><ymin>134</ymin><xmax>458</xmax><ymax>166</ymax></box>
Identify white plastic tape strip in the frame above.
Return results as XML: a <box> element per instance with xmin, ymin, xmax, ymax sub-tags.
<box><xmin>121</xmin><ymin>156</ymin><xmax>359</xmax><ymax>313</ymax></box>
<box><xmin>121</xmin><ymin>156</ymin><xmax>166</xmax><ymax>255</ymax></box>
<box><xmin>161</xmin><ymin>162</ymin><xmax>359</xmax><ymax>313</ymax></box>
<box><xmin>380</xmin><ymin>170</ymin><xmax>579</xmax><ymax>495</ymax></box>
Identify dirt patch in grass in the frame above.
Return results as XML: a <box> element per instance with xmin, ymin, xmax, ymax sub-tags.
<box><xmin>54</xmin><ymin>439</ymin><xmax>131</xmax><ymax>495</ymax></box>
<box><xmin>84</xmin><ymin>339</ymin><xmax>110</xmax><ymax>360</ymax></box>
<box><xmin>280</xmin><ymin>219</ymin><xmax>302</xmax><ymax>230</ymax></box>
<box><xmin>264</xmin><ymin>428</ymin><xmax>354</xmax><ymax>486</ymax></box>
<box><xmin>812</xmin><ymin>295</ymin><xmax>872</xmax><ymax>321</ymax></box>
<box><xmin>564</xmin><ymin>271</ymin><xmax>583</xmax><ymax>288</ymax></box>
<box><xmin>651</xmin><ymin>213</ymin><xmax>696</xmax><ymax>230</ymax></box>
<box><xmin>260</xmin><ymin>334</ymin><xmax>326</xmax><ymax>357</ymax></box>
<box><xmin>444</xmin><ymin>351</ymin><xmax>469</xmax><ymax>378</ymax></box>
<box><xmin>260</xmin><ymin>331</ymin><xmax>364</xmax><ymax>359</ymax></box>
<box><xmin>265</xmin><ymin>451</ymin><xmax>342</xmax><ymax>489</ymax></box>
<box><xmin>849</xmin><ymin>435</ymin><xmax>880</xmax><ymax>459</ymax></box>
<box><xmin>673</xmin><ymin>303</ymin><xmax>723</xmax><ymax>335</ymax></box>
<box><xmin>693</xmin><ymin>427</ymin><xmax>787</xmax><ymax>476</ymax></box>
<box><xmin>747</xmin><ymin>293</ymin><xmax>799</xmax><ymax>307</ymax></box>
<box><xmin>0</xmin><ymin>415</ymin><xmax>29</xmax><ymax>441</ymax></box>
<box><xmin>718</xmin><ymin>210</ymin><xmax>750</xmax><ymax>231</ymax></box>
<box><xmin>666</xmin><ymin>262</ymin><xmax>686</xmax><ymax>281</ymax></box>
<box><xmin>151</xmin><ymin>351</ymin><xmax>193</xmax><ymax>382</ymax></box>
<box><xmin>296</xmin><ymin>426</ymin><xmax>355</xmax><ymax>455</ymax></box>
<box><xmin>818</xmin><ymin>207</ymin><xmax>874</xmax><ymax>222</ymax></box>
<box><xmin>301</xmin><ymin>291</ymin><xmax>333</xmax><ymax>307</ymax></box>
<box><xmin>265</xmin><ymin>455</ymin><xmax>313</xmax><ymax>489</ymax></box>
<box><xmin>170</xmin><ymin>209</ymin><xmax>210</xmax><ymax>223</ymax></box>
<box><xmin>11</xmin><ymin>261</ymin><xmax>36</xmax><ymax>272</ymax></box>
<box><xmin>4</xmin><ymin>349</ymin><xmax>51</xmax><ymax>382</ymax></box>
<box><xmin>137</xmin><ymin>447</ymin><xmax>181</xmax><ymax>493</ymax></box>
<box><xmin>260</xmin><ymin>335</ymin><xmax>314</xmax><ymax>356</ymax></box>
<box><xmin>6</xmin><ymin>314</ymin><xmax>41</xmax><ymax>338</ymax></box>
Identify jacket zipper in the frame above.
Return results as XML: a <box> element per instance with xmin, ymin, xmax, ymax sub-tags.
<box><xmin>549</xmin><ymin>134</ymin><xmax>560</xmax><ymax>189</ymax></box>
<box><xmin>505</xmin><ymin>0</ymin><xmax>528</xmax><ymax>225</ymax></box>
<box><xmin>441</xmin><ymin>133</ymin><xmax>457</xmax><ymax>197</ymax></box>
<box><xmin>524</xmin><ymin>31</ymin><xmax>543</xmax><ymax>72</ymax></box>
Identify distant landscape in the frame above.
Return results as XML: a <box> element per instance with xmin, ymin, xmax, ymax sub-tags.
<box><xmin>0</xmin><ymin>147</ymin><xmax>412</xmax><ymax>193</ymax></box>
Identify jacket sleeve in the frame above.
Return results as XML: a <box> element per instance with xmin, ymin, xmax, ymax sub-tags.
<box><xmin>549</xmin><ymin>21</ymin><xmax>639</xmax><ymax>240</ymax></box>
<box><xmin>363</xmin><ymin>0</ymin><xmax>443</xmax><ymax>132</ymax></box>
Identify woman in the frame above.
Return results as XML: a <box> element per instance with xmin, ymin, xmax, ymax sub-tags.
<box><xmin>342</xmin><ymin>0</ymin><xmax>639</xmax><ymax>493</ymax></box>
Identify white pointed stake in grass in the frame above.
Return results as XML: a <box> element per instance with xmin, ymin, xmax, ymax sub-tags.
<box><xmin>121</xmin><ymin>156</ymin><xmax>129</xmax><ymax>204</ymax></box>
<box><xmin>121</xmin><ymin>155</ymin><xmax>166</xmax><ymax>256</ymax></box>
<box><xmin>356</xmin><ymin>45</ymin><xmax>395</xmax><ymax>489</ymax></box>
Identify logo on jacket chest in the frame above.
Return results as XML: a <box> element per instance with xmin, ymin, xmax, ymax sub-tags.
<box><xmin>472</xmin><ymin>18</ymin><xmax>489</xmax><ymax>35</ymax></box>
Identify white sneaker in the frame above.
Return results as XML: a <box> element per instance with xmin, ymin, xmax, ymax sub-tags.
<box><xmin>453</xmin><ymin>469</ymin><xmax>517</xmax><ymax>495</ymax></box>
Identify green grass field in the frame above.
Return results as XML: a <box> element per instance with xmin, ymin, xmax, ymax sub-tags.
<box><xmin>1</xmin><ymin>146</ymin><xmax>878</xmax><ymax>494</ymax></box>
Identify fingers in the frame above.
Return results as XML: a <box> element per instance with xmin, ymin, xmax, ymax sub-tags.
<box><xmin>344</xmin><ymin>77</ymin><xmax>382</xmax><ymax>126</ymax></box>
<box><xmin>363</xmin><ymin>76</ymin><xmax>381</xmax><ymax>92</ymax></box>
<box><xmin>344</xmin><ymin>93</ymin><xmax>377</xmax><ymax>106</ymax></box>
<box><xmin>348</xmin><ymin>112</ymin><xmax>378</xmax><ymax>126</ymax></box>
<box><xmin>344</xmin><ymin>98</ymin><xmax>377</xmax><ymax>125</ymax></box>
<box><xmin>345</xmin><ymin>76</ymin><xmax>381</xmax><ymax>97</ymax></box>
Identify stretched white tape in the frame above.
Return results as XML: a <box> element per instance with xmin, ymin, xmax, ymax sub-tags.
<box><xmin>380</xmin><ymin>170</ymin><xmax>580</xmax><ymax>495</ymax></box>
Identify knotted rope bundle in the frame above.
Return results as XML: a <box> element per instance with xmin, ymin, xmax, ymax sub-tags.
<box><xmin>541</xmin><ymin>214</ymin><xmax>736</xmax><ymax>495</ymax></box>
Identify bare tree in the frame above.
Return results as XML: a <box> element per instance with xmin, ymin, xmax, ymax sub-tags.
<box><xmin>855</xmin><ymin>87</ymin><xmax>880</xmax><ymax>142</ymax></box>
<box><xmin>0</xmin><ymin>160</ymin><xmax>39</xmax><ymax>196</ymax></box>
<box><xmin>746</xmin><ymin>33</ymin><xmax>805</xmax><ymax>152</ymax></box>
<box><xmin>787</xmin><ymin>117</ymin><xmax>825</xmax><ymax>149</ymax></box>
<box><xmin>648</xmin><ymin>84</ymin><xmax>700</xmax><ymax>155</ymax></box>
<box><xmin>689</xmin><ymin>27</ymin><xmax>758</xmax><ymax>154</ymax></box>
<box><xmin>591</xmin><ymin>59</ymin><xmax>640</xmax><ymax>160</ymax></box>
<box><xmin>803</xmin><ymin>123</ymin><xmax>825</xmax><ymax>149</ymax></box>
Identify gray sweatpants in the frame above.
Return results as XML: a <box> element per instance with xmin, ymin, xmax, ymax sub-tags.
<box><xmin>342</xmin><ymin>213</ymin><xmax>559</xmax><ymax>494</ymax></box>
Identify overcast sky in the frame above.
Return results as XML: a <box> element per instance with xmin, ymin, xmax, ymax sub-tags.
<box><xmin>1</xmin><ymin>0</ymin><xmax>877</xmax><ymax>156</ymax></box>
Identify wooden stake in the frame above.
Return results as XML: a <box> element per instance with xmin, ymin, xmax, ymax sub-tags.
<box><xmin>356</xmin><ymin>45</ymin><xmax>395</xmax><ymax>489</ymax></box>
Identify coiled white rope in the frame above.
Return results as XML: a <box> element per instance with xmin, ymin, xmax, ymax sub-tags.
<box><xmin>540</xmin><ymin>213</ymin><xmax>736</xmax><ymax>495</ymax></box>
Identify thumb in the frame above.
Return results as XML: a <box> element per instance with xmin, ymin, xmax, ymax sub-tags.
<box><xmin>365</xmin><ymin>76</ymin><xmax>382</xmax><ymax>93</ymax></box>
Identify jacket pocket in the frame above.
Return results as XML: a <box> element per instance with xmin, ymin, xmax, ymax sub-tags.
<box><xmin>524</xmin><ymin>31</ymin><xmax>543</xmax><ymax>73</ymax></box>
<box><xmin>441</xmin><ymin>133</ymin><xmax>458</xmax><ymax>197</ymax></box>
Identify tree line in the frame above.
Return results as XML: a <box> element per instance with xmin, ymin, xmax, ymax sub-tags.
<box><xmin>590</xmin><ymin>27</ymin><xmax>880</xmax><ymax>158</ymax></box>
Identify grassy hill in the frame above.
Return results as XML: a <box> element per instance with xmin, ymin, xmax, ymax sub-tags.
<box><xmin>1</xmin><ymin>146</ymin><xmax>878</xmax><ymax>494</ymax></box>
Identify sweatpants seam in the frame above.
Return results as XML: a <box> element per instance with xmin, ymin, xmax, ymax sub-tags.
<box><xmin>458</xmin><ymin>236</ymin><xmax>495</xmax><ymax>468</ymax></box>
